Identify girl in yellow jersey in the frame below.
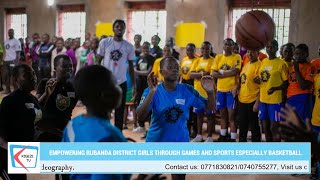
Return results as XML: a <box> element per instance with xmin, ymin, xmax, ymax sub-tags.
<box><xmin>212</xmin><ymin>38</ymin><xmax>242</xmax><ymax>142</ymax></box>
<box><xmin>152</xmin><ymin>45</ymin><xmax>172</xmax><ymax>83</ymax></box>
<box><xmin>181</xmin><ymin>43</ymin><xmax>199</xmax><ymax>138</ymax></box>
<box><xmin>237</xmin><ymin>50</ymin><xmax>261</xmax><ymax>142</ymax></box>
<box><xmin>257</xmin><ymin>40</ymin><xmax>288</xmax><ymax>142</ymax></box>
<box><xmin>190</xmin><ymin>41</ymin><xmax>215</xmax><ymax>142</ymax></box>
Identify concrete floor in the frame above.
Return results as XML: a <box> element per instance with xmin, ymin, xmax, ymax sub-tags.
<box><xmin>0</xmin><ymin>92</ymin><xmax>310</xmax><ymax>180</ymax></box>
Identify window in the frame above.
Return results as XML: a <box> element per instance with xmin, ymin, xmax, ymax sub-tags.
<box><xmin>231</xmin><ymin>8</ymin><xmax>290</xmax><ymax>48</ymax></box>
<box><xmin>129</xmin><ymin>10</ymin><xmax>167</xmax><ymax>47</ymax></box>
<box><xmin>5</xmin><ymin>8</ymin><xmax>27</xmax><ymax>39</ymax></box>
<box><xmin>57</xmin><ymin>5</ymin><xmax>86</xmax><ymax>42</ymax></box>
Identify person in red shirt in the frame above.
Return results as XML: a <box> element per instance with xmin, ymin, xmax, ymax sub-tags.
<box><xmin>286</xmin><ymin>44</ymin><xmax>315</xmax><ymax>121</ymax></box>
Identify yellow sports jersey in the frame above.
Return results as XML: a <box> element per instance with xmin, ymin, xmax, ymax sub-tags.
<box><xmin>180</xmin><ymin>56</ymin><xmax>198</xmax><ymax>80</ymax></box>
<box><xmin>239</xmin><ymin>60</ymin><xmax>261</xmax><ymax>103</ymax></box>
<box><xmin>259</xmin><ymin>57</ymin><xmax>288</xmax><ymax>104</ymax></box>
<box><xmin>312</xmin><ymin>73</ymin><xmax>320</xmax><ymax>127</ymax></box>
<box><xmin>211</xmin><ymin>53</ymin><xmax>242</xmax><ymax>92</ymax></box>
<box><xmin>151</xmin><ymin>57</ymin><xmax>164</xmax><ymax>82</ymax></box>
<box><xmin>190</xmin><ymin>57</ymin><xmax>215</xmax><ymax>98</ymax></box>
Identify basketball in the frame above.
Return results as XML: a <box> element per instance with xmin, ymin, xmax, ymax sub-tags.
<box><xmin>235</xmin><ymin>10</ymin><xmax>275</xmax><ymax>51</ymax></box>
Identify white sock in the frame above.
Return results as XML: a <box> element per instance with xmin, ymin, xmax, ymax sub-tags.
<box><xmin>220</xmin><ymin>129</ymin><xmax>227</xmax><ymax>136</ymax></box>
<box><xmin>231</xmin><ymin>132</ymin><xmax>237</xmax><ymax>140</ymax></box>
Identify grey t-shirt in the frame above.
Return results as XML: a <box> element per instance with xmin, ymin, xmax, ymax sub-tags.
<box><xmin>97</xmin><ymin>37</ymin><xmax>135</xmax><ymax>85</ymax></box>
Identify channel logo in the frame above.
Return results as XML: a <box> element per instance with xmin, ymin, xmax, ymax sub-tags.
<box><xmin>8</xmin><ymin>142</ymin><xmax>40</xmax><ymax>174</ymax></box>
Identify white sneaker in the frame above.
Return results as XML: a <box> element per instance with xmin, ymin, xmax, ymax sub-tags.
<box><xmin>132</xmin><ymin>126</ymin><xmax>146</xmax><ymax>133</ymax></box>
<box><xmin>192</xmin><ymin>135</ymin><xmax>203</xmax><ymax>142</ymax></box>
<box><xmin>205</xmin><ymin>137</ymin><xmax>213</xmax><ymax>142</ymax></box>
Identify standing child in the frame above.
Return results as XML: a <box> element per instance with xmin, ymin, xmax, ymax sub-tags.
<box><xmin>212</xmin><ymin>38</ymin><xmax>242</xmax><ymax>142</ymax></box>
<box><xmin>256</xmin><ymin>39</ymin><xmax>288</xmax><ymax>142</ymax></box>
<box><xmin>237</xmin><ymin>50</ymin><xmax>261</xmax><ymax>142</ymax></box>
<box><xmin>87</xmin><ymin>38</ymin><xmax>99</xmax><ymax>66</ymax></box>
<box><xmin>133</xmin><ymin>42</ymin><xmax>155</xmax><ymax>132</ymax></box>
<box><xmin>62</xmin><ymin>65</ymin><xmax>130</xmax><ymax>180</ymax></box>
<box><xmin>150</xmin><ymin>35</ymin><xmax>163</xmax><ymax>59</ymax></box>
<box><xmin>286</xmin><ymin>44</ymin><xmax>315</xmax><ymax>121</ymax></box>
<box><xmin>152</xmin><ymin>45</ymin><xmax>173</xmax><ymax>83</ymax></box>
<box><xmin>190</xmin><ymin>41</ymin><xmax>215</xmax><ymax>142</ymax></box>
<box><xmin>137</xmin><ymin>57</ymin><xmax>215</xmax><ymax>180</ymax></box>
<box><xmin>181</xmin><ymin>43</ymin><xmax>198</xmax><ymax>138</ymax></box>
<box><xmin>76</xmin><ymin>40</ymin><xmax>90</xmax><ymax>72</ymax></box>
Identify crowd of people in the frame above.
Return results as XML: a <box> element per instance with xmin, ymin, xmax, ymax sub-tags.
<box><xmin>0</xmin><ymin>19</ymin><xmax>319</xmax><ymax>180</ymax></box>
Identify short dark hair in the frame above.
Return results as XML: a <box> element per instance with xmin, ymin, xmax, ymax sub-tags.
<box><xmin>296</xmin><ymin>44</ymin><xmax>309</xmax><ymax>57</ymax></box>
<box><xmin>74</xmin><ymin>65</ymin><xmax>121</xmax><ymax>110</ymax></box>
<box><xmin>12</xmin><ymin>64</ymin><xmax>32</xmax><ymax>79</ymax></box>
<box><xmin>152</xmin><ymin>35</ymin><xmax>161</xmax><ymax>42</ymax></box>
<box><xmin>43</xmin><ymin>33</ymin><xmax>50</xmax><ymax>39</ymax></box>
<box><xmin>32</xmin><ymin>33</ymin><xmax>39</xmax><ymax>37</ymax></box>
<box><xmin>160</xmin><ymin>56</ymin><xmax>178</xmax><ymax>69</ymax></box>
<box><xmin>224</xmin><ymin>38</ymin><xmax>235</xmax><ymax>45</ymax></box>
<box><xmin>142</xmin><ymin>41</ymin><xmax>151</xmax><ymax>47</ymax></box>
<box><xmin>56</xmin><ymin>37</ymin><xmax>64</xmax><ymax>43</ymax></box>
<box><xmin>54</xmin><ymin>54</ymin><xmax>71</xmax><ymax>68</ymax></box>
<box><xmin>113</xmin><ymin>19</ymin><xmax>126</xmax><ymax>29</ymax></box>
<box><xmin>285</xmin><ymin>42</ymin><xmax>295</xmax><ymax>50</ymax></box>
<box><xmin>187</xmin><ymin>43</ymin><xmax>196</xmax><ymax>49</ymax></box>
<box><xmin>134</xmin><ymin>34</ymin><xmax>142</xmax><ymax>39</ymax></box>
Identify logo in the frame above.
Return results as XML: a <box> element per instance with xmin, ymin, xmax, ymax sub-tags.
<box><xmin>163</xmin><ymin>105</ymin><xmax>183</xmax><ymax>124</ymax></box>
<box><xmin>220</xmin><ymin>63</ymin><xmax>231</xmax><ymax>70</ymax></box>
<box><xmin>181</xmin><ymin>66</ymin><xmax>190</xmax><ymax>74</ymax></box>
<box><xmin>176</xmin><ymin>99</ymin><xmax>185</xmax><ymax>105</ymax></box>
<box><xmin>8</xmin><ymin>142</ymin><xmax>40</xmax><ymax>174</ymax></box>
<box><xmin>240</xmin><ymin>73</ymin><xmax>247</xmax><ymax>84</ymax></box>
<box><xmin>260</xmin><ymin>70</ymin><xmax>271</xmax><ymax>82</ymax></box>
<box><xmin>56</xmin><ymin>94</ymin><xmax>70</xmax><ymax>111</ymax></box>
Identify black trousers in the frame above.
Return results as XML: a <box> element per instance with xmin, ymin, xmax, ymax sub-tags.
<box><xmin>238</xmin><ymin>101</ymin><xmax>261</xmax><ymax>142</ymax></box>
<box><xmin>114</xmin><ymin>82</ymin><xmax>127</xmax><ymax>131</ymax></box>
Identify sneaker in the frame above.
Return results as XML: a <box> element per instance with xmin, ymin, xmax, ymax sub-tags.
<box><xmin>205</xmin><ymin>137</ymin><xmax>214</xmax><ymax>142</ymax></box>
<box><xmin>192</xmin><ymin>135</ymin><xmax>203</xmax><ymax>142</ymax></box>
<box><xmin>132</xmin><ymin>126</ymin><xmax>146</xmax><ymax>133</ymax></box>
<box><xmin>217</xmin><ymin>135</ymin><xmax>228</xmax><ymax>142</ymax></box>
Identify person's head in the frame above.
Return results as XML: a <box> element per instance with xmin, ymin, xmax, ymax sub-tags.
<box><xmin>166</xmin><ymin>37</ymin><xmax>175</xmax><ymax>48</ymax></box>
<box><xmin>141</xmin><ymin>41</ymin><xmax>151</xmax><ymax>56</ymax></box>
<box><xmin>19</xmin><ymin>38</ymin><xmax>24</xmax><ymax>45</ymax></box>
<box><xmin>41</xmin><ymin>33</ymin><xmax>50</xmax><ymax>44</ymax></box>
<box><xmin>74</xmin><ymin>65</ymin><xmax>122</xmax><ymax>117</ymax></box>
<box><xmin>160</xmin><ymin>56</ymin><xmax>180</xmax><ymax>82</ymax></box>
<box><xmin>112</xmin><ymin>19</ymin><xmax>126</xmax><ymax>38</ymax></box>
<box><xmin>84</xmin><ymin>40</ymin><xmax>91</xmax><ymax>48</ymax></box>
<box><xmin>12</xmin><ymin>64</ymin><xmax>37</xmax><ymax>92</ymax></box>
<box><xmin>283</xmin><ymin>43</ymin><xmax>295</xmax><ymax>62</ymax></box>
<box><xmin>90</xmin><ymin>38</ymin><xmax>99</xmax><ymax>50</ymax></box>
<box><xmin>223</xmin><ymin>38</ymin><xmax>235</xmax><ymax>55</ymax></box>
<box><xmin>247</xmin><ymin>50</ymin><xmax>259</xmax><ymax>62</ymax></box>
<box><xmin>163</xmin><ymin>45</ymin><xmax>173</xmax><ymax>57</ymax></box>
<box><xmin>55</xmin><ymin>38</ymin><xmax>64</xmax><ymax>50</ymax></box>
<box><xmin>233</xmin><ymin>42</ymin><xmax>240</xmax><ymax>54</ymax></box>
<box><xmin>8</xmin><ymin>29</ymin><xmax>14</xmax><ymax>39</ymax></box>
<box><xmin>64</xmin><ymin>38</ymin><xmax>72</xmax><ymax>49</ymax></box>
<box><xmin>186</xmin><ymin>43</ymin><xmax>196</xmax><ymax>58</ymax></box>
<box><xmin>85</xmin><ymin>32</ymin><xmax>91</xmax><ymax>40</ymax></box>
<box><xmin>53</xmin><ymin>54</ymin><xmax>73</xmax><ymax>80</ymax></box>
<box><xmin>73</xmin><ymin>38</ymin><xmax>81</xmax><ymax>49</ymax></box>
<box><xmin>32</xmin><ymin>33</ymin><xmax>40</xmax><ymax>44</ymax></box>
<box><xmin>25</xmin><ymin>37</ymin><xmax>30</xmax><ymax>44</ymax></box>
<box><xmin>201</xmin><ymin>41</ymin><xmax>212</xmax><ymax>58</ymax></box>
<box><xmin>294</xmin><ymin>44</ymin><xmax>309</xmax><ymax>63</ymax></box>
<box><xmin>51</xmin><ymin>36</ymin><xmax>57</xmax><ymax>44</ymax></box>
<box><xmin>134</xmin><ymin>34</ymin><xmax>142</xmax><ymax>45</ymax></box>
<box><xmin>151</xmin><ymin>35</ymin><xmax>161</xmax><ymax>47</ymax></box>
<box><xmin>266</xmin><ymin>39</ymin><xmax>278</xmax><ymax>58</ymax></box>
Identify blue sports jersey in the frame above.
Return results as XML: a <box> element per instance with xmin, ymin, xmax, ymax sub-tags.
<box><xmin>62</xmin><ymin>115</ymin><xmax>130</xmax><ymax>180</ymax></box>
<box><xmin>139</xmin><ymin>83</ymin><xmax>207</xmax><ymax>142</ymax></box>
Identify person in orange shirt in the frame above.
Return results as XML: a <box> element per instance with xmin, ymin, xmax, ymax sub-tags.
<box><xmin>286</xmin><ymin>44</ymin><xmax>315</xmax><ymax>121</ymax></box>
<box><xmin>242</xmin><ymin>52</ymin><xmax>267</xmax><ymax>67</ymax></box>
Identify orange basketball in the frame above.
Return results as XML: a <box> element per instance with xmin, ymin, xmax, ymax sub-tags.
<box><xmin>235</xmin><ymin>10</ymin><xmax>275</xmax><ymax>51</ymax></box>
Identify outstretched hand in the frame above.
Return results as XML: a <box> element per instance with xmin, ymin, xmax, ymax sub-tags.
<box><xmin>147</xmin><ymin>72</ymin><xmax>158</xmax><ymax>92</ymax></box>
<box><xmin>279</xmin><ymin>104</ymin><xmax>313</xmax><ymax>142</ymax></box>
<box><xmin>201</xmin><ymin>75</ymin><xmax>214</xmax><ymax>93</ymax></box>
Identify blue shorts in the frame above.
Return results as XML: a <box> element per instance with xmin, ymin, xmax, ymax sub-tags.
<box><xmin>193</xmin><ymin>108</ymin><xmax>215</xmax><ymax>115</ymax></box>
<box><xmin>287</xmin><ymin>94</ymin><xmax>312</xmax><ymax>121</ymax></box>
<box><xmin>258</xmin><ymin>102</ymin><xmax>284</xmax><ymax>122</ymax></box>
<box><xmin>216</xmin><ymin>91</ymin><xmax>235</xmax><ymax>110</ymax></box>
